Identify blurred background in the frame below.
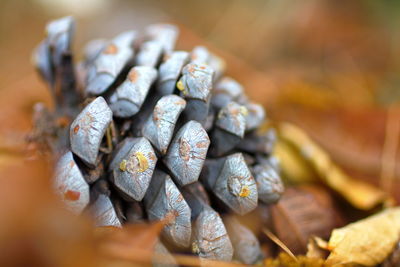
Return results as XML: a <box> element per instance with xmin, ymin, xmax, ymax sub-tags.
<box><xmin>1</xmin><ymin>0</ymin><xmax>399</xmax><ymax>198</ymax></box>
<box><xmin>0</xmin><ymin>0</ymin><xmax>399</xmax><ymax>264</ymax></box>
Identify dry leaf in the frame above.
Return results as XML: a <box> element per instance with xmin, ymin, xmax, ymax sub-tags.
<box><xmin>270</xmin><ymin>186</ymin><xmax>341</xmax><ymax>254</ymax></box>
<box><xmin>0</xmin><ymin>155</ymin><xmax>99</xmax><ymax>267</ymax></box>
<box><xmin>275</xmin><ymin>122</ymin><xmax>388</xmax><ymax>210</ymax></box>
<box><xmin>273</xmin><ymin>107</ymin><xmax>400</xmax><ymax>205</ymax></box>
<box><xmin>306</xmin><ymin>236</ymin><xmax>330</xmax><ymax>259</ymax></box>
<box><xmin>95</xmin><ymin>222</ymin><xmax>164</xmax><ymax>264</ymax></box>
<box><xmin>274</xmin><ymin>139</ymin><xmax>318</xmax><ymax>184</ymax></box>
<box><xmin>382</xmin><ymin>240</ymin><xmax>400</xmax><ymax>267</ymax></box>
<box><xmin>326</xmin><ymin>207</ymin><xmax>400</xmax><ymax>266</ymax></box>
<box><xmin>275</xmin><ymin>107</ymin><xmax>399</xmax><ymax>176</ymax></box>
<box><xmin>94</xmin><ymin>223</ymin><xmax>245</xmax><ymax>267</ymax></box>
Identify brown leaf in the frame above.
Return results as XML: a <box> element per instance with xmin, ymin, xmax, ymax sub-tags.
<box><xmin>0</xmin><ymin>154</ymin><xmax>99</xmax><ymax>267</ymax></box>
<box><xmin>95</xmin><ymin>222</ymin><xmax>164</xmax><ymax>264</ymax></box>
<box><xmin>270</xmin><ymin>186</ymin><xmax>342</xmax><ymax>255</ymax></box>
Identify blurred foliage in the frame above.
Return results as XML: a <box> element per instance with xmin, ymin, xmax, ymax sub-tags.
<box><xmin>365</xmin><ymin>0</ymin><xmax>400</xmax><ymax>26</ymax></box>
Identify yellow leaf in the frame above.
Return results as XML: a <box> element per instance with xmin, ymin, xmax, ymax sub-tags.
<box><xmin>275</xmin><ymin>122</ymin><xmax>388</xmax><ymax>210</ymax></box>
<box><xmin>306</xmin><ymin>236</ymin><xmax>329</xmax><ymax>259</ymax></box>
<box><xmin>274</xmin><ymin>139</ymin><xmax>318</xmax><ymax>184</ymax></box>
<box><xmin>326</xmin><ymin>207</ymin><xmax>400</xmax><ymax>266</ymax></box>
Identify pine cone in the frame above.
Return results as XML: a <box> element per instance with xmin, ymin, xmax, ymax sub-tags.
<box><xmin>33</xmin><ymin>16</ymin><xmax>284</xmax><ymax>264</ymax></box>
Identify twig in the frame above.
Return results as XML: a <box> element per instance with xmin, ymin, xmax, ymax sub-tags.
<box><xmin>262</xmin><ymin>228</ymin><xmax>298</xmax><ymax>263</ymax></box>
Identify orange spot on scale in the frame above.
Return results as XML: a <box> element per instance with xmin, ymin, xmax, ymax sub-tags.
<box><xmin>177</xmin><ymin>194</ymin><xmax>183</xmax><ymax>202</ymax></box>
<box><xmin>196</xmin><ymin>141</ymin><xmax>208</xmax><ymax>148</ymax></box>
<box><xmin>179</xmin><ymin>138</ymin><xmax>191</xmax><ymax>161</ymax></box>
<box><xmin>64</xmin><ymin>190</ymin><xmax>80</xmax><ymax>201</ymax></box>
<box><xmin>103</xmin><ymin>44</ymin><xmax>118</xmax><ymax>54</ymax></box>
<box><xmin>188</xmin><ymin>65</ymin><xmax>195</xmax><ymax>73</ymax></box>
<box><xmin>73</xmin><ymin>125</ymin><xmax>80</xmax><ymax>134</ymax></box>
<box><xmin>163</xmin><ymin>54</ymin><xmax>171</xmax><ymax>61</ymax></box>
<box><xmin>148</xmin><ymin>152</ymin><xmax>156</xmax><ymax>161</ymax></box>
<box><xmin>128</xmin><ymin>70</ymin><xmax>139</xmax><ymax>83</ymax></box>
<box><xmin>165</xmin><ymin>210</ymin><xmax>179</xmax><ymax>225</ymax></box>
<box><xmin>239</xmin><ymin>186</ymin><xmax>251</xmax><ymax>198</ymax></box>
<box><xmin>174</xmin><ymin>99</ymin><xmax>186</xmax><ymax>106</ymax></box>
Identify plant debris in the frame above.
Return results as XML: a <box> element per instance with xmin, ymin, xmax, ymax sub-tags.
<box><xmin>326</xmin><ymin>207</ymin><xmax>400</xmax><ymax>266</ymax></box>
<box><xmin>275</xmin><ymin>122</ymin><xmax>388</xmax><ymax>210</ymax></box>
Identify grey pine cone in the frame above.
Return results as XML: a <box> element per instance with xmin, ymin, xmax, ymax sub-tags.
<box><xmin>33</xmin><ymin>16</ymin><xmax>284</xmax><ymax>264</ymax></box>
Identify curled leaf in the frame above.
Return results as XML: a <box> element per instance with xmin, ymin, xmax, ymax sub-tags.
<box><xmin>326</xmin><ymin>207</ymin><xmax>400</xmax><ymax>266</ymax></box>
<box><xmin>306</xmin><ymin>236</ymin><xmax>329</xmax><ymax>259</ymax></box>
<box><xmin>275</xmin><ymin>122</ymin><xmax>388</xmax><ymax>210</ymax></box>
<box><xmin>274</xmin><ymin>138</ymin><xmax>318</xmax><ymax>184</ymax></box>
